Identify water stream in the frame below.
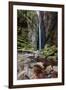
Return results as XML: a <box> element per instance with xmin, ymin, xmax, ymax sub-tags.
<box><xmin>37</xmin><ymin>11</ymin><xmax>41</xmax><ymax>51</ymax></box>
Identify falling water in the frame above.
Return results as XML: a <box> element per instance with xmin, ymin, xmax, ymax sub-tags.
<box><xmin>37</xmin><ymin>11</ymin><xmax>41</xmax><ymax>51</ymax></box>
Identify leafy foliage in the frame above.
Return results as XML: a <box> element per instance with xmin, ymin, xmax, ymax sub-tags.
<box><xmin>17</xmin><ymin>10</ymin><xmax>38</xmax><ymax>51</ymax></box>
<box><xmin>41</xmin><ymin>44</ymin><xmax>57</xmax><ymax>60</ymax></box>
<box><xmin>17</xmin><ymin>10</ymin><xmax>58</xmax><ymax>56</ymax></box>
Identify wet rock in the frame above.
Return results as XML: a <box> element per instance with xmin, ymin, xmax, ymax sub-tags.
<box><xmin>45</xmin><ymin>65</ymin><xmax>53</xmax><ymax>74</ymax></box>
<box><xmin>53</xmin><ymin>66</ymin><xmax>58</xmax><ymax>72</ymax></box>
<box><xmin>31</xmin><ymin>63</ymin><xmax>45</xmax><ymax>79</ymax></box>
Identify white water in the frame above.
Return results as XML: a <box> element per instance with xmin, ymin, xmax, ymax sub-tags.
<box><xmin>37</xmin><ymin>11</ymin><xmax>41</xmax><ymax>50</ymax></box>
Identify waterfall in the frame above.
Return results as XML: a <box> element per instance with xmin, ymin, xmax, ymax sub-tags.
<box><xmin>37</xmin><ymin>11</ymin><xmax>41</xmax><ymax>51</ymax></box>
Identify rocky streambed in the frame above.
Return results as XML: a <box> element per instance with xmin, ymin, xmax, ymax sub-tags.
<box><xmin>17</xmin><ymin>52</ymin><xmax>58</xmax><ymax>80</ymax></box>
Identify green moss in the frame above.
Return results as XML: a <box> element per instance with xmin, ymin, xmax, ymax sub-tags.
<box><xmin>40</xmin><ymin>44</ymin><xmax>57</xmax><ymax>60</ymax></box>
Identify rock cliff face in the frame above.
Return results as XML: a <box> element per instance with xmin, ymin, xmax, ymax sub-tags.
<box><xmin>17</xmin><ymin>10</ymin><xmax>58</xmax><ymax>50</ymax></box>
<box><xmin>27</xmin><ymin>11</ymin><xmax>58</xmax><ymax>50</ymax></box>
<box><xmin>39</xmin><ymin>11</ymin><xmax>58</xmax><ymax>46</ymax></box>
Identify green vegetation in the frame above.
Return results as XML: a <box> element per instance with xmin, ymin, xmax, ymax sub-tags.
<box><xmin>17</xmin><ymin>10</ymin><xmax>38</xmax><ymax>51</ymax></box>
<box><xmin>17</xmin><ymin>10</ymin><xmax>58</xmax><ymax>60</ymax></box>
<box><xmin>40</xmin><ymin>44</ymin><xmax>57</xmax><ymax>60</ymax></box>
